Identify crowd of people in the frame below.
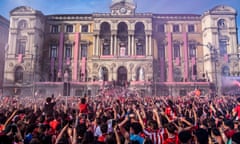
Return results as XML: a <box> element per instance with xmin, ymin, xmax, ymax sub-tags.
<box><xmin>0</xmin><ymin>87</ymin><xmax>240</xmax><ymax>144</ymax></box>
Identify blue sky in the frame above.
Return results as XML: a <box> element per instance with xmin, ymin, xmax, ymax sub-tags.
<box><xmin>0</xmin><ymin>0</ymin><xmax>240</xmax><ymax>42</ymax></box>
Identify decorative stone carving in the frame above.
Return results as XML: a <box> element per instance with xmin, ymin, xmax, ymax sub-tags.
<box><xmin>9</xmin><ymin>63</ymin><xmax>14</xmax><ymax>67</ymax></box>
<box><xmin>99</xmin><ymin>67</ymin><xmax>104</xmax><ymax>81</ymax></box>
<box><xmin>139</xmin><ymin>67</ymin><xmax>145</xmax><ymax>81</ymax></box>
<box><xmin>93</xmin><ymin>63</ymin><xmax>98</xmax><ymax>69</ymax></box>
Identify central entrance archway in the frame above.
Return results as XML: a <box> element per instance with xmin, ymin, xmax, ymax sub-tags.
<box><xmin>117</xmin><ymin>66</ymin><xmax>127</xmax><ymax>86</ymax></box>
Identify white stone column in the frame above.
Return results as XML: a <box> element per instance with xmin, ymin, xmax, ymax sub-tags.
<box><xmin>131</xmin><ymin>36</ymin><xmax>135</xmax><ymax>56</ymax></box>
<box><xmin>96</xmin><ymin>35</ymin><xmax>99</xmax><ymax>56</ymax></box>
<box><xmin>93</xmin><ymin>35</ymin><xmax>96</xmax><ymax>56</ymax></box>
<box><xmin>128</xmin><ymin>35</ymin><xmax>131</xmax><ymax>56</ymax></box>
<box><xmin>145</xmin><ymin>35</ymin><xmax>149</xmax><ymax>56</ymax></box>
<box><xmin>114</xmin><ymin>35</ymin><xmax>117</xmax><ymax>56</ymax></box>
<box><xmin>149</xmin><ymin>35</ymin><xmax>152</xmax><ymax>56</ymax></box>
<box><xmin>111</xmin><ymin>35</ymin><xmax>113</xmax><ymax>55</ymax></box>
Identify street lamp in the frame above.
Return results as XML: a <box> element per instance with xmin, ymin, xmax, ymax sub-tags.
<box><xmin>207</xmin><ymin>44</ymin><xmax>219</xmax><ymax>96</ymax></box>
<box><xmin>198</xmin><ymin>43</ymin><xmax>220</xmax><ymax>96</ymax></box>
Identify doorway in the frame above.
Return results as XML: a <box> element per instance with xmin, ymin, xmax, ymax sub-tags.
<box><xmin>117</xmin><ymin>66</ymin><xmax>127</xmax><ymax>86</ymax></box>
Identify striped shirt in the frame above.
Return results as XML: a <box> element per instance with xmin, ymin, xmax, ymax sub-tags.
<box><xmin>143</xmin><ymin>128</ymin><xmax>164</xmax><ymax>144</ymax></box>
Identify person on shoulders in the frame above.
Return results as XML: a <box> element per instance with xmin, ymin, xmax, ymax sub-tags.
<box><xmin>79</xmin><ymin>97</ymin><xmax>88</xmax><ymax>114</ymax></box>
<box><xmin>43</xmin><ymin>95</ymin><xmax>56</xmax><ymax>116</ymax></box>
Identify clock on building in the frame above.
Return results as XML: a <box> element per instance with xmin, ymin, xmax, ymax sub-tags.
<box><xmin>120</xmin><ymin>7</ymin><xmax>127</xmax><ymax>14</ymax></box>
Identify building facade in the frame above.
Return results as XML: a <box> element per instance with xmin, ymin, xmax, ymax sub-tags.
<box><xmin>3</xmin><ymin>0</ymin><xmax>239</xmax><ymax>97</ymax></box>
<box><xmin>0</xmin><ymin>15</ymin><xmax>9</xmax><ymax>90</ymax></box>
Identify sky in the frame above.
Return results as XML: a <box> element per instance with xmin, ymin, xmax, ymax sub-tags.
<box><xmin>0</xmin><ymin>0</ymin><xmax>240</xmax><ymax>42</ymax></box>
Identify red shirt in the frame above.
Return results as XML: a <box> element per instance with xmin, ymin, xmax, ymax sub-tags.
<box><xmin>49</xmin><ymin>119</ymin><xmax>59</xmax><ymax>130</ymax></box>
<box><xmin>225</xmin><ymin>129</ymin><xmax>236</xmax><ymax>138</ymax></box>
<box><xmin>79</xmin><ymin>103</ymin><xmax>88</xmax><ymax>113</ymax></box>
<box><xmin>165</xmin><ymin>107</ymin><xmax>174</xmax><ymax>120</ymax></box>
<box><xmin>0</xmin><ymin>125</ymin><xmax>4</xmax><ymax>132</ymax></box>
<box><xmin>234</xmin><ymin>105</ymin><xmax>240</xmax><ymax>120</ymax></box>
<box><xmin>163</xmin><ymin>134</ymin><xmax>179</xmax><ymax>144</ymax></box>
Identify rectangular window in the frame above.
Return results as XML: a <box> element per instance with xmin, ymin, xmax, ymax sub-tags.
<box><xmin>81</xmin><ymin>44</ymin><xmax>87</xmax><ymax>57</ymax></box>
<box><xmin>65</xmin><ymin>44</ymin><xmax>72</xmax><ymax>58</ymax></box>
<box><xmin>81</xmin><ymin>25</ymin><xmax>88</xmax><ymax>33</ymax></box>
<box><xmin>173</xmin><ymin>44</ymin><xmax>180</xmax><ymax>58</ymax></box>
<box><xmin>136</xmin><ymin>44</ymin><xmax>144</xmax><ymax>55</ymax></box>
<box><xmin>51</xmin><ymin>25</ymin><xmax>59</xmax><ymax>33</ymax></box>
<box><xmin>157</xmin><ymin>24</ymin><xmax>165</xmax><ymax>32</ymax></box>
<box><xmin>103</xmin><ymin>44</ymin><xmax>110</xmax><ymax>55</ymax></box>
<box><xmin>189</xmin><ymin>44</ymin><xmax>196</xmax><ymax>57</ymax></box>
<box><xmin>219</xmin><ymin>39</ymin><xmax>227</xmax><ymax>56</ymax></box>
<box><xmin>17</xmin><ymin>41</ymin><xmax>26</xmax><ymax>54</ymax></box>
<box><xmin>158</xmin><ymin>44</ymin><xmax>165</xmax><ymax>58</ymax></box>
<box><xmin>50</xmin><ymin>44</ymin><xmax>57</xmax><ymax>58</ymax></box>
<box><xmin>66</xmin><ymin>25</ymin><xmax>73</xmax><ymax>33</ymax></box>
<box><xmin>173</xmin><ymin>24</ymin><xmax>180</xmax><ymax>32</ymax></box>
<box><xmin>188</xmin><ymin>24</ymin><xmax>195</xmax><ymax>32</ymax></box>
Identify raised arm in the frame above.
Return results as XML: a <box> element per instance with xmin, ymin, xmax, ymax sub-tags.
<box><xmin>55</xmin><ymin>124</ymin><xmax>69</xmax><ymax>144</ymax></box>
<box><xmin>4</xmin><ymin>110</ymin><xmax>17</xmax><ymax>128</ymax></box>
<box><xmin>153</xmin><ymin>108</ymin><xmax>162</xmax><ymax>129</ymax></box>
<box><xmin>114</xmin><ymin>125</ymin><xmax>121</xmax><ymax>144</ymax></box>
<box><xmin>135</xmin><ymin>109</ymin><xmax>145</xmax><ymax>129</ymax></box>
<box><xmin>118</xmin><ymin>116</ymin><xmax>129</xmax><ymax>140</ymax></box>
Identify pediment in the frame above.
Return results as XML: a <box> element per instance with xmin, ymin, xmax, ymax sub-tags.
<box><xmin>110</xmin><ymin>1</ymin><xmax>136</xmax><ymax>15</ymax></box>
<box><xmin>110</xmin><ymin>0</ymin><xmax>136</xmax><ymax>10</ymax></box>
<box><xmin>10</xmin><ymin>6</ymin><xmax>42</xmax><ymax>15</ymax></box>
<box><xmin>209</xmin><ymin>5</ymin><xmax>237</xmax><ymax>15</ymax></box>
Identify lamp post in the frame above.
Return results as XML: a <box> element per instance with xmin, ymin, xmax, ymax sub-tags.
<box><xmin>199</xmin><ymin>43</ymin><xmax>220</xmax><ymax>96</ymax></box>
<box><xmin>197</xmin><ymin>43</ymin><xmax>219</xmax><ymax>96</ymax></box>
<box><xmin>207</xmin><ymin>44</ymin><xmax>219</xmax><ymax>96</ymax></box>
<box><xmin>30</xmin><ymin>53</ymin><xmax>39</xmax><ymax>100</ymax></box>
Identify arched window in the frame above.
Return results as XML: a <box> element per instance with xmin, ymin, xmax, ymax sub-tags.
<box><xmin>217</xmin><ymin>19</ymin><xmax>227</xmax><ymax>29</ymax></box>
<box><xmin>135</xmin><ymin>22</ymin><xmax>145</xmax><ymax>56</ymax></box>
<box><xmin>18</xmin><ymin>20</ymin><xmax>27</xmax><ymax>29</ymax></box>
<box><xmin>100</xmin><ymin>22</ymin><xmax>111</xmax><ymax>55</ymax></box>
<box><xmin>14</xmin><ymin>66</ymin><xmax>24</xmax><ymax>83</ymax></box>
<box><xmin>118</xmin><ymin>22</ymin><xmax>128</xmax><ymax>56</ymax></box>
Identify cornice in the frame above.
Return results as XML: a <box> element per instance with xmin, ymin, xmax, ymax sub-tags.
<box><xmin>47</xmin><ymin>15</ymin><xmax>93</xmax><ymax>21</ymax></box>
<box><xmin>152</xmin><ymin>14</ymin><xmax>201</xmax><ymax>21</ymax></box>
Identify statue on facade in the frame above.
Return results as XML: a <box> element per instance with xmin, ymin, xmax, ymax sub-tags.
<box><xmin>63</xmin><ymin>70</ymin><xmax>69</xmax><ymax>82</ymax></box>
<box><xmin>99</xmin><ymin>67</ymin><xmax>104</xmax><ymax>81</ymax></box>
<box><xmin>139</xmin><ymin>67</ymin><xmax>144</xmax><ymax>81</ymax></box>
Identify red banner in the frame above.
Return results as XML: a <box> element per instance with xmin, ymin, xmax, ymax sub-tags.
<box><xmin>81</xmin><ymin>57</ymin><xmax>86</xmax><ymax>81</ymax></box>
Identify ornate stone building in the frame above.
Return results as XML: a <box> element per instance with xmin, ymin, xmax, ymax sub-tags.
<box><xmin>0</xmin><ymin>15</ymin><xmax>9</xmax><ymax>90</ymax></box>
<box><xmin>3</xmin><ymin>0</ymin><xmax>239</xmax><ymax>97</ymax></box>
